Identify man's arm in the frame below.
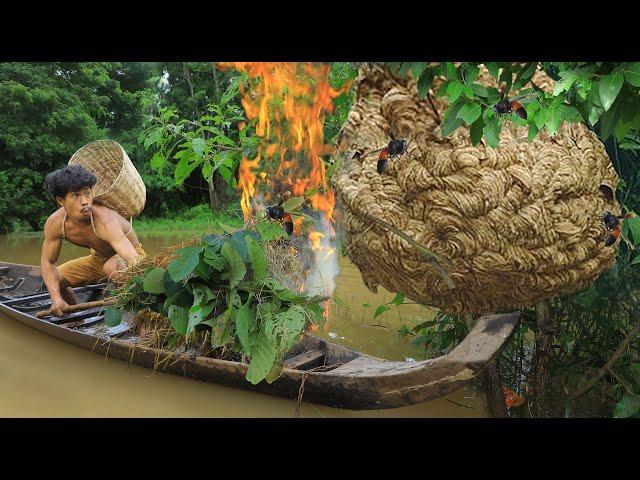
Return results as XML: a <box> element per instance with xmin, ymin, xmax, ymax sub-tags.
<box><xmin>98</xmin><ymin>217</ymin><xmax>139</xmax><ymax>267</ymax></box>
<box><xmin>40</xmin><ymin>216</ymin><xmax>67</xmax><ymax>316</ymax></box>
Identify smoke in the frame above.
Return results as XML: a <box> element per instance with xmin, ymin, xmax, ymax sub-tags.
<box><xmin>302</xmin><ymin>215</ymin><xmax>340</xmax><ymax>298</ymax></box>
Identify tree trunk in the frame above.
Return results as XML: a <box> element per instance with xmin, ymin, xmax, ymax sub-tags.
<box><xmin>464</xmin><ymin>314</ymin><xmax>508</xmax><ymax>418</ymax></box>
<box><xmin>532</xmin><ymin>299</ymin><xmax>555</xmax><ymax>417</ymax></box>
<box><xmin>482</xmin><ymin>359</ymin><xmax>509</xmax><ymax>418</ymax></box>
<box><xmin>208</xmin><ymin>174</ymin><xmax>228</xmax><ymax>212</ymax></box>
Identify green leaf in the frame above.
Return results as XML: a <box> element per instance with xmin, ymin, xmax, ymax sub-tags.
<box><xmin>626</xmin><ymin>217</ymin><xmax>640</xmax><ymax>243</ymax></box>
<box><xmin>457</xmin><ymin>103</ymin><xmax>482</xmax><ymax>126</ymax></box>
<box><xmin>417</xmin><ymin>69</ymin><xmax>435</xmax><ymax>99</ymax></box>
<box><xmin>528</xmin><ymin>124</ymin><xmax>539</xmax><ymax>142</ymax></box>
<box><xmin>462</xmin><ymin>64</ymin><xmax>479</xmax><ymax>85</ymax></box>
<box><xmin>485</xmin><ymin>63</ymin><xmax>500</xmax><ymax>80</ymax></box>
<box><xmin>245</xmin><ymin>330</ymin><xmax>277</xmax><ymax>385</ymax></box>
<box><xmin>624</xmin><ymin>63</ymin><xmax>640</xmax><ymax>87</ymax></box>
<box><xmin>441</xmin><ymin>100</ymin><xmax>465</xmax><ymax>137</ymax></box>
<box><xmin>599</xmin><ymin>98</ymin><xmax>623</xmax><ymax>140</ymax></box>
<box><xmin>599</xmin><ymin>72</ymin><xmax>624</xmax><ymax>111</ymax></box>
<box><xmin>246</xmin><ymin>236</ymin><xmax>268</xmax><ymax>282</ymax></box>
<box><xmin>203</xmin><ymin>250</ymin><xmax>226</xmax><ymax>270</ymax></box>
<box><xmin>174</xmin><ymin>154</ymin><xmax>200</xmax><ymax>185</ymax></box>
<box><xmin>629</xmin><ymin>255</ymin><xmax>640</xmax><ymax>266</ymax></box>
<box><xmin>256</xmin><ymin>221</ymin><xmax>287</xmax><ymax>242</ymax></box>
<box><xmin>482</xmin><ymin>118</ymin><xmax>501</xmax><ymax>148</ymax></box>
<box><xmin>150</xmin><ymin>152</ymin><xmax>166</xmax><ymax>172</ymax></box>
<box><xmin>191</xmin><ymin>137</ymin><xmax>206</xmax><ymax>158</ymax></box>
<box><xmin>168</xmin><ymin>305</ymin><xmax>189</xmax><ymax>336</ymax></box>
<box><xmin>142</xmin><ymin>268</ymin><xmax>166</xmax><ymax>295</ymax></box>
<box><xmin>411</xmin><ymin>62</ymin><xmax>428</xmax><ymax>80</ymax></box>
<box><xmin>143</xmin><ymin>127</ymin><xmax>162</xmax><ymax>150</ymax></box>
<box><xmin>513</xmin><ymin>63</ymin><xmax>537</xmax><ymax>91</ymax></box>
<box><xmin>235</xmin><ymin>296</ymin><xmax>253</xmax><ymax>355</ymax></box>
<box><xmin>613</xmin><ymin>394</ymin><xmax>640</xmax><ymax>418</ymax></box>
<box><xmin>447</xmin><ymin>81</ymin><xmax>465</xmax><ymax>103</ymax></box>
<box><xmin>470</xmin><ymin>118</ymin><xmax>484</xmax><ymax>146</ymax></box>
<box><xmin>263</xmin><ymin>279</ymin><xmax>309</xmax><ymax>303</ymax></box>
<box><xmin>445</xmin><ymin>62</ymin><xmax>458</xmax><ymax>80</ymax></box>
<box><xmin>104</xmin><ymin>307</ymin><xmax>122</xmax><ymax>327</ymax></box>
<box><xmin>390</xmin><ymin>293</ymin><xmax>405</xmax><ymax>306</ymax></box>
<box><xmin>573</xmin><ymin>285</ymin><xmax>598</xmax><ymax>309</ymax></box>
<box><xmin>471</xmin><ymin>84</ymin><xmax>489</xmax><ymax>98</ymax></box>
<box><xmin>552</xmin><ymin>71</ymin><xmax>578</xmax><ymax>96</ymax></box>
<box><xmin>221</xmin><ymin>242</ymin><xmax>246</xmax><ymax>288</ymax></box>
<box><xmin>374</xmin><ymin>304</ymin><xmax>390</xmax><ymax>319</ymax></box>
<box><xmin>167</xmin><ymin>245</ymin><xmax>202</xmax><ymax>282</ymax></box>
<box><xmin>546</xmin><ymin>103</ymin><xmax>564</xmax><ymax>136</ymax></box>
<box><xmin>282</xmin><ymin>196</ymin><xmax>305</xmax><ymax>212</ymax></box>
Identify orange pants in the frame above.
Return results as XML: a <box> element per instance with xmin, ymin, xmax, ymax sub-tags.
<box><xmin>58</xmin><ymin>243</ymin><xmax>147</xmax><ymax>287</ymax></box>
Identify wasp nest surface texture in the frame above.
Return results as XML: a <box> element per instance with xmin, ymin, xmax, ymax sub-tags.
<box><xmin>332</xmin><ymin>65</ymin><xmax>620</xmax><ymax>314</ymax></box>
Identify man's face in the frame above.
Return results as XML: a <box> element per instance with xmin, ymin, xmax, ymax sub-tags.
<box><xmin>57</xmin><ymin>187</ymin><xmax>93</xmax><ymax>219</ymax></box>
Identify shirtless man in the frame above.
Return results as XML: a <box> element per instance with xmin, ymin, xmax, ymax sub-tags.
<box><xmin>40</xmin><ymin>164</ymin><xmax>146</xmax><ymax>317</ymax></box>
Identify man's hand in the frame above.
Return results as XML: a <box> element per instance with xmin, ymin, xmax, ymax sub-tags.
<box><xmin>50</xmin><ymin>298</ymin><xmax>70</xmax><ymax>317</ymax></box>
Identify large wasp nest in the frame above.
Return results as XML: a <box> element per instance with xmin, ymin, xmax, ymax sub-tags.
<box><xmin>332</xmin><ymin>65</ymin><xmax>620</xmax><ymax>314</ymax></box>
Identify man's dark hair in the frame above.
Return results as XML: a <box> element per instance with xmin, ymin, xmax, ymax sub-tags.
<box><xmin>44</xmin><ymin>165</ymin><xmax>97</xmax><ymax>201</ymax></box>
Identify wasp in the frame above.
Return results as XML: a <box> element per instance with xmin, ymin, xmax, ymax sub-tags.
<box><xmin>266</xmin><ymin>191</ymin><xmax>294</xmax><ymax>235</ymax></box>
<box><xmin>375</xmin><ymin>137</ymin><xmax>411</xmax><ymax>174</ymax></box>
<box><xmin>493</xmin><ymin>83</ymin><xmax>536</xmax><ymax>120</ymax></box>
<box><xmin>602</xmin><ymin>211</ymin><xmax>633</xmax><ymax>247</ymax></box>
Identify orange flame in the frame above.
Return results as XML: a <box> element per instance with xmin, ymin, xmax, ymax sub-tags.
<box><xmin>217</xmin><ymin>62</ymin><xmax>350</xmax><ymax>222</ymax></box>
<box><xmin>218</xmin><ymin>62</ymin><xmax>351</xmax><ymax>322</ymax></box>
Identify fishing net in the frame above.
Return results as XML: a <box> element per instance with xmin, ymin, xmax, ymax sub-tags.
<box><xmin>332</xmin><ymin>65</ymin><xmax>620</xmax><ymax>314</ymax></box>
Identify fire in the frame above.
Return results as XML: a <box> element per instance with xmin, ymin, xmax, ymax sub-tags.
<box><xmin>218</xmin><ymin>62</ymin><xmax>351</xmax><ymax>324</ymax></box>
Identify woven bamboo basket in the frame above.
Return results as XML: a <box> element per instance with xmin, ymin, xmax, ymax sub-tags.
<box><xmin>332</xmin><ymin>65</ymin><xmax>620</xmax><ymax>314</ymax></box>
<box><xmin>68</xmin><ymin>140</ymin><xmax>146</xmax><ymax>219</ymax></box>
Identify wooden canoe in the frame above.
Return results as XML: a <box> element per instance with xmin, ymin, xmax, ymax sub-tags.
<box><xmin>0</xmin><ymin>260</ymin><xmax>520</xmax><ymax>410</ymax></box>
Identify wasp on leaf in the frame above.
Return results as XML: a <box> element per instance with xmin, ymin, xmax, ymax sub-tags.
<box><xmin>492</xmin><ymin>82</ymin><xmax>538</xmax><ymax>120</ymax></box>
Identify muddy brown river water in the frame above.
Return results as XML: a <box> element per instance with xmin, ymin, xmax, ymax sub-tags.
<box><xmin>0</xmin><ymin>232</ymin><xmax>487</xmax><ymax>417</ymax></box>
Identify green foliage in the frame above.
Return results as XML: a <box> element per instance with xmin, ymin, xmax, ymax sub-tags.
<box><xmin>116</xmin><ymin>223</ymin><xmax>327</xmax><ymax>385</ymax></box>
<box><xmin>140</xmin><ymin>70</ymin><xmax>257</xmax><ymax>204</ymax></box>
<box><xmin>386</xmin><ymin>62</ymin><xmax>640</xmax><ymax>147</ymax></box>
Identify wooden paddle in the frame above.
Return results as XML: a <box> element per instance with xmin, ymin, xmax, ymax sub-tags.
<box><xmin>35</xmin><ymin>298</ymin><xmax>118</xmax><ymax>318</ymax></box>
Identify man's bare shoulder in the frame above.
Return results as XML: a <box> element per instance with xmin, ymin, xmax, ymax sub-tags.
<box><xmin>43</xmin><ymin>208</ymin><xmax>64</xmax><ymax>239</ymax></box>
<box><xmin>92</xmin><ymin>205</ymin><xmax>125</xmax><ymax>235</ymax></box>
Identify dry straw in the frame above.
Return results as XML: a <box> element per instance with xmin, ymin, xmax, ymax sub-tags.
<box><xmin>69</xmin><ymin>140</ymin><xmax>146</xmax><ymax>219</ymax></box>
<box><xmin>332</xmin><ymin>65</ymin><xmax>620</xmax><ymax>314</ymax></box>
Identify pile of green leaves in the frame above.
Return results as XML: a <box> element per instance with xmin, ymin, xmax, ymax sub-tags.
<box><xmin>387</xmin><ymin>62</ymin><xmax>640</xmax><ymax>147</ymax></box>
<box><xmin>105</xmin><ymin>221</ymin><xmax>327</xmax><ymax>385</ymax></box>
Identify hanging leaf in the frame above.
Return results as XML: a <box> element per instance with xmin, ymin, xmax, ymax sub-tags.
<box><xmin>470</xmin><ymin>118</ymin><xmax>484</xmax><ymax>146</ymax></box>
<box><xmin>599</xmin><ymin>71</ymin><xmax>624</xmax><ymax>111</ymax></box>
<box><xmin>624</xmin><ymin>63</ymin><xmax>640</xmax><ymax>87</ymax></box>
<box><xmin>246</xmin><ymin>236</ymin><xmax>268</xmax><ymax>282</ymax></box>
<box><xmin>282</xmin><ymin>196</ymin><xmax>305</xmax><ymax>212</ymax></box>
<box><xmin>168</xmin><ymin>305</ymin><xmax>189</xmax><ymax>336</ymax></box>
<box><xmin>417</xmin><ymin>69</ymin><xmax>435</xmax><ymax>99</ymax></box>
<box><xmin>457</xmin><ymin>103</ymin><xmax>482</xmax><ymax>126</ymax></box>
<box><xmin>447</xmin><ymin>81</ymin><xmax>465</xmax><ymax>103</ymax></box>
<box><xmin>245</xmin><ymin>330</ymin><xmax>277</xmax><ymax>385</ymax></box>
<box><xmin>256</xmin><ymin>221</ymin><xmax>287</xmax><ymax>242</ymax></box>
<box><xmin>221</xmin><ymin>242</ymin><xmax>246</xmax><ymax>288</ymax></box>
<box><xmin>235</xmin><ymin>296</ymin><xmax>254</xmax><ymax>355</ymax></box>
<box><xmin>191</xmin><ymin>137</ymin><xmax>206</xmax><ymax>158</ymax></box>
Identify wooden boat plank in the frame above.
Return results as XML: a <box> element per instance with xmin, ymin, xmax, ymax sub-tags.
<box><xmin>44</xmin><ymin>306</ymin><xmax>110</xmax><ymax>324</ymax></box>
<box><xmin>284</xmin><ymin>348</ymin><xmax>325</xmax><ymax>370</ymax></box>
<box><xmin>0</xmin><ymin>284</ymin><xmax>105</xmax><ymax>306</ymax></box>
<box><xmin>64</xmin><ymin>315</ymin><xmax>105</xmax><ymax>329</ymax></box>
